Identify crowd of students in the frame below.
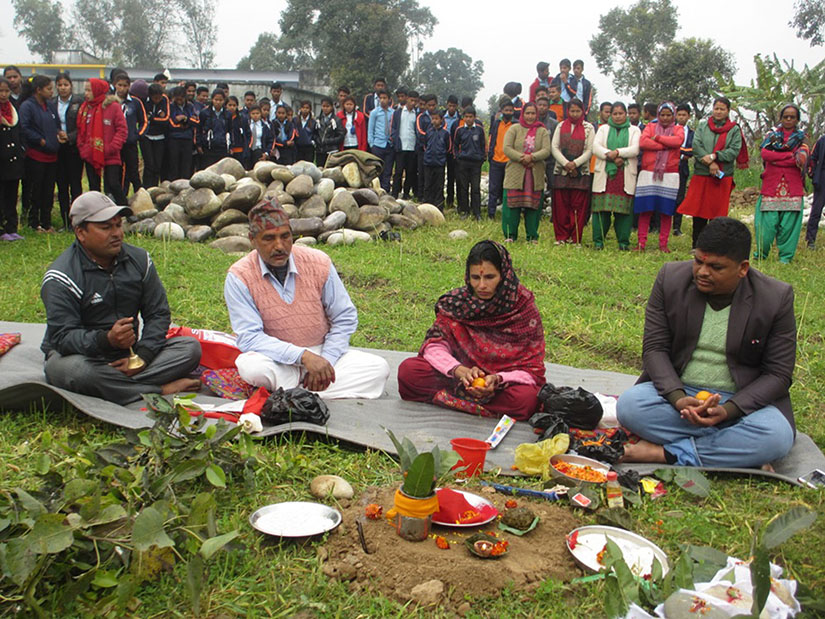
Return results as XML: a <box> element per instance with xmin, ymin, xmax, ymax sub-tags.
<box><xmin>1</xmin><ymin>58</ymin><xmax>823</xmax><ymax>261</ymax></box>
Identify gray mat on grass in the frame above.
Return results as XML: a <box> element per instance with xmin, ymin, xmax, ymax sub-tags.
<box><xmin>2</xmin><ymin>321</ymin><xmax>823</xmax><ymax>486</ymax></box>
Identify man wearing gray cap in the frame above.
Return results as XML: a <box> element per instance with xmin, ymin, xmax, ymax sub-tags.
<box><xmin>40</xmin><ymin>191</ymin><xmax>202</xmax><ymax>404</ymax></box>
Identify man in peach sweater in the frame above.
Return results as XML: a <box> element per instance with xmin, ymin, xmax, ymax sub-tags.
<box><xmin>223</xmin><ymin>200</ymin><xmax>390</xmax><ymax>398</ymax></box>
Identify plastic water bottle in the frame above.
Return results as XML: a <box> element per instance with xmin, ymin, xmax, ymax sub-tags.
<box><xmin>606</xmin><ymin>471</ymin><xmax>624</xmax><ymax>509</ymax></box>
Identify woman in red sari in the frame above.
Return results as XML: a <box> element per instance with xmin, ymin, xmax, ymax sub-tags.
<box><xmin>397</xmin><ymin>240</ymin><xmax>546</xmax><ymax>420</ymax></box>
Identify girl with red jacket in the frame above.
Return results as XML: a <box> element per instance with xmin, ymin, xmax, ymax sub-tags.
<box><xmin>634</xmin><ymin>102</ymin><xmax>684</xmax><ymax>252</ymax></box>
<box><xmin>337</xmin><ymin>96</ymin><xmax>367</xmax><ymax>151</ymax></box>
<box><xmin>77</xmin><ymin>78</ymin><xmax>128</xmax><ymax>206</ymax></box>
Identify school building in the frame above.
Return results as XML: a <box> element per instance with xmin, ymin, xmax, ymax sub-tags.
<box><xmin>4</xmin><ymin>49</ymin><xmax>330</xmax><ymax>110</ymax></box>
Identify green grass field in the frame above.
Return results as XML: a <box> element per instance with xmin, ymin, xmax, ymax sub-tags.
<box><xmin>0</xmin><ymin>206</ymin><xmax>823</xmax><ymax>617</ymax></box>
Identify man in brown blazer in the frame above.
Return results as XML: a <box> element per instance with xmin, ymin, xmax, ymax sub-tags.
<box><xmin>617</xmin><ymin>217</ymin><xmax>796</xmax><ymax>468</ymax></box>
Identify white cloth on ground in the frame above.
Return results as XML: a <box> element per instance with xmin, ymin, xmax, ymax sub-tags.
<box><xmin>235</xmin><ymin>345</ymin><xmax>389</xmax><ymax>400</ymax></box>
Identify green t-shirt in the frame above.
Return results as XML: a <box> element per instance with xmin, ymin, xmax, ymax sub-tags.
<box><xmin>680</xmin><ymin>304</ymin><xmax>737</xmax><ymax>392</ymax></box>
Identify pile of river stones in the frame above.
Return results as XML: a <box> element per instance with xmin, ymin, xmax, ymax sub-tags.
<box><xmin>123</xmin><ymin>157</ymin><xmax>447</xmax><ymax>253</ymax></box>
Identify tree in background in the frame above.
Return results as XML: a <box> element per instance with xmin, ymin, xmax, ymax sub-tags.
<box><xmin>236</xmin><ymin>33</ymin><xmax>307</xmax><ymax>72</ymax></box>
<box><xmin>237</xmin><ymin>0</ymin><xmax>436</xmax><ymax>96</ymax></box>
<box><xmin>11</xmin><ymin>0</ymin><xmax>65</xmax><ymax>62</ymax></box>
<box><xmin>13</xmin><ymin>0</ymin><xmax>217</xmax><ymax>68</ymax></box>
<box><xmin>407</xmin><ymin>48</ymin><xmax>484</xmax><ymax>105</ymax></box>
<box><xmin>790</xmin><ymin>0</ymin><xmax>825</xmax><ymax>46</ymax></box>
<box><xmin>717</xmin><ymin>54</ymin><xmax>825</xmax><ymax>143</ymax></box>
<box><xmin>589</xmin><ymin>0</ymin><xmax>677</xmax><ymax>100</ymax></box>
<box><xmin>175</xmin><ymin>0</ymin><xmax>217</xmax><ymax>70</ymax></box>
<box><xmin>643</xmin><ymin>38</ymin><xmax>736</xmax><ymax>119</ymax></box>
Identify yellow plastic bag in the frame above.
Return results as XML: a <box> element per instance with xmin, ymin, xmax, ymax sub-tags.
<box><xmin>513</xmin><ymin>434</ymin><xmax>570</xmax><ymax>479</ymax></box>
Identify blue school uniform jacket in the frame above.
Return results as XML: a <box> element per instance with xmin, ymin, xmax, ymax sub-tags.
<box><xmin>294</xmin><ymin>115</ymin><xmax>315</xmax><ymax>146</ymax></box>
<box><xmin>453</xmin><ymin>123</ymin><xmax>486</xmax><ymax>162</ymax></box>
<box><xmin>679</xmin><ymin>125</ymin><xmax>695</xmax><ymax>177</ymax></box>
<box><xmin>119</xmin><ymin>96</ymin><xmax>147</xmax><ymax>145</ymax></box>
<box><xmin>423</xmin><ymin>125</ymin><xmax>451</xmax><ymax>167</ymax></box>
<box><xmin>247</xmin><ymin>118</ymin><xmax>274</xmax><ymax>153</ymax></box>
<box><xmin>271</xmin><ymin>118</ymin><xmax>296</xmax><ymax>154</ymax></box>
<box><xmin>415</xmin><ymin>110</ymin><xmax>431</xmax><ymax>151</ymax></box>
<box><xmin>168</xmin><ymin>101</ymin><xmax>199</xmax><ymax>140</ymax></box>
<box><xmin>198</xmin><ymin>106</ymin><xmax>232</xmax><ymax>152</ymax></box>
<box><xmin>19</xmin><ymin>97</ymin><xmax>60</xmax><ymax>155</ymax></box>
<box><xmin>143</xmin><ymin>95</ymin><xmax>170</xmax><ymax>138</ymax></box>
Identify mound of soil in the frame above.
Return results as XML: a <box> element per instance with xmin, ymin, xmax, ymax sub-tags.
<box><xmin>319</xmin><ymin>485</ymin><xmax>584</xmax><ymax>610</ymax></box>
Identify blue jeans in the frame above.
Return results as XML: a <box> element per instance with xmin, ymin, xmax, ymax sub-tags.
<box><xmin>617</xmin><ymin>382</ymin><xmax>794</xmax><ymax>468</ymax></box>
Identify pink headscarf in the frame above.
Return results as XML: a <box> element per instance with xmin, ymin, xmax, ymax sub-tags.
<box><xmin>519</xmin><ymin>102</ymin><xmax>542</xmax><ymax>154</ymax></box>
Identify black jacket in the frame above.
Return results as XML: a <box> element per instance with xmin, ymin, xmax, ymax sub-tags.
<box><xmin>41</xmin><ymin>241</ymin><xmax>171</xmax><ymax>364</ymax></box>
<box><xmin>0</xmin><ymin>107</ymin><xmax>24</xmax><ymax>180</ymax></box>
<box><xmin>313</xmin><ymin>113</ymin><xmax>345</xmax><ymax>154</ymax></box>
<box><xmin>453</xmin><ymin>123</ymin><xmax>486</xmax><ymax>162</ymax></box>
<box><xmin>52</xmin><ymin>94</ymin><xmax>84</xmax><ymax>147</ymax></box>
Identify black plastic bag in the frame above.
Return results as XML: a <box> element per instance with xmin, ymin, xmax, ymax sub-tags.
<box><xmin>528</xmin><ymin>412</ymin><xmax>570</xmax><ymax>442</ymax></box>
<box><xmin>260</xmin><ymin>387</ymin><xmax>330</xmax><ymax>426</ymax></box>
<box><xmin>569</xmin><ymin>429</ymin><xmax>628</xmax><ymax>464</ymax></box>
<box><xmin>537</xmin><ymin>383</ymin><xmax>603</xmax><ymax>430</ymax></box>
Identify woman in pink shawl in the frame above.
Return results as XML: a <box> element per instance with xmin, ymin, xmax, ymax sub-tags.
<box><xmin>634</xmin><ymin>102</ymin><xmax>684</xmax><ymax>252</ymax></box>
<box><xmin>500</xmin><ymin>102</ymin><xmax>551</xmax><ymax>242</ymax></box>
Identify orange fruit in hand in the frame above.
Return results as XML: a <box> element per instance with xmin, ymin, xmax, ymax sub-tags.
<box><xmin>472</xmin><ymin>376</ymin><xmax>487</xmax><ymax>388</ymax></box>
<box><xmin>695</xmin><ymin>390</ymin><xmax>712</xmax><ymax>402</ymax></box>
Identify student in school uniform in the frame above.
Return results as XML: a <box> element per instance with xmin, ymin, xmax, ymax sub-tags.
<box><xmin>362</xmin><ymin>77</ymin><xmax>387</xmax><ymax>116</ymax></box>
<box><xmin>259</xmin><ymin>98</ymin><xmax>271</xmax><ymax>123</ymax></box>
<box><xmin>53</xmin><ymin>72</ymin><xmax>84</xmax><ymax>229</ymax></box>
<box><xmin>184</xmin><ymin>81</ymin><xmax>197</xmax><ymax>106</ymax></box>
<box><xmin>443</xmin><ymin>95</ymin><xmax>460</xmax><ymax>208</ymax></box>
<box><xmin>113</xmin><ymin>72</ymin><xmax>146</xmax><ymax>196</ymax></box>
<box><xmin>313</xmin><ymin>97</ymin><xmax>345</xmax><ymax>168</ymax></box>
<box><xmin>20</xmin><ymin>75</ymin><xmax>61</xmax><ymax>231</ymax></box>
<box><xmin>547</xmin><ymin>83</ymin><xmax>566</xmax><ymax>122</ymax></box>
<box><xmin>487</xmin><ymin>98</ymin><xmax>515</xmax><ymax>219</ymax></box>
<box><xmin>141</xmin><ymin>83</ymin><xmax>169</xmax><ymax>186</ymax></box>
<box><xmin>422</xmin><ymin>109</ymin><xmax>451</xmax><ymax>210</ymax></box>
<box><xmin>246</xmin><ymin>104</ymin><xmax>273</xmax><ymax>168</ymax></box>
<box><xmin>673</xmin><ymin>103</ymin><xmax>694</xmax><ymax>237</ymax></box>
<box><xmin>415</xmin><ymin>94</ymin><xmax>437</xmax><ymax>199</ymax></box>
<box><xmin>268</xmin><ymin>82</ymin><xmax>287</xmax><ymax>121</ymax></box>
<box><xmin>241</xmin><ymin>91</ymin><xmax>256</xmax><ymax>122</ymax></box>
<box><xmin>166</xmin><ymin>86</ymin><xmax>199</xmax><ymax>180</ymax></box>
<box><xmin>195</xmin><ymin>87</ymin><xmax>209</xmax><ymax>110</ymax></box>
<box><xmin>77</xmin><ymin>77</ymin><xmax>128</xmax><ymax>206</ymax></box>
<box><xmin>391</xmin><ymin>90</ymin><xmax>418</xmax><ymax>199</ymax></box>
<box><xmin>337</xmin><ymin>96</ymin><xmax>367</xmax><ymax>151</ymax></box>
<box><xmin>294</xmin><ymin>100</ymin><xmax>316</xmax><ymax>163</ymax></box>
<box><xmin>336</xmin><ymin>86</ymin><xmax>351</xmax><ymax>112</ymax></box>
<box><xmin>197</xmin><ymin>89</ymin><xmax>232</xmax><ymax>168</ymax></box>
<box><xmin>394</xmin><ymin>87</ymin><xmax>408</xmax><ymax>110</ymax></box>
<box><xmin>367</xmin><ymin>89</ymin><xmax>395</xmax><ymax>192</ymax></box>
<box><xmin>0</xmin><ymin>77</ymin><xmax>25</xmax><ymax>241</ymax></box>
<box><xmin>504</xmin><ymin>83</ymin><xmax>523</xmax><ymax>120</ymax></box>
<box><xmin>270</xmin><ymin>104</ymin><xmax>297</xmax><ymax>164</ymax></box>
<box><xmin>452</xmin><ymin>105</ymin><xmax>486</xmax><ymax>220</ymax></box>
<box><xmin>3</xmin><ymin>66</ymin><xmax>24</xmax><ymax>110</ymax></box>
<box><xmin>226</xmin><ymin>96</ymin><xmax>248</xmax><ymax>167</ymax></box>
<box><xmin>537</xmin><ymin>95</ymin><xmax>559</xmax><ymax>198</ymax></box>
<box><xmin>529</xmin><ymin>62</ymin><xmax>551</xmax><ymax>103</ymax></box>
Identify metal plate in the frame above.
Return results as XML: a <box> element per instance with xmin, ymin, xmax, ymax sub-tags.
<box><xmin>431</xmin><ymin>488</ymin><xmax>499</xmax><ymax>528</ymax></box>
<box><xmin>550</xmin><ymin>454</ymin><xmax>611</xmax><ymax>485</ymax></box>
<box><xmin>249</xmin><ymin>502</ymin><xmax>342</xmax><ymax>538</ymax></box>
<box><xmin>566</xmin><ymin>525</ymin><xmax>670</xmax><ymax>577</ymax></box>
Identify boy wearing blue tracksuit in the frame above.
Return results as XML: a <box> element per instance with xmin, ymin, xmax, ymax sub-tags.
<box><xmin>294</xmin><ymin>100</ymin><xmax>316</xmax><ymax>162</ymax></box>
<box><xmin>246</xmin><ymin>105</ymin><xmax>273</xmax><ymax>168</ymax></box>
<box><xmin>453</xmin><ymin>106</ymin><xmax>486</xmax><ymax>220</ymax></box>
<box><xmin>114</xmin><ymin>73</ymin><xmax>146</xmax><ymax>195</ymax></box>
<box><xmin>422</xmin><ymin>109</ymin><xmax>451</xmax><ymax>210</ymax></box>
<box><xmin>167</xmin><ymin>86</ymin><xmax>200</xmax><ymax>180</ymax></box>
<box><xmin>197</xmin><ymin>89</ymin><xmax>232</xmax><ymax>168</ymax></box>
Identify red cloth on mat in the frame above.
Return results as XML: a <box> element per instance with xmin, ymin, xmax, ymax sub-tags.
<box><xmin>166</xmin><ymin>326</ymin><xmax>242</xmax><ymax>369</ymax></box>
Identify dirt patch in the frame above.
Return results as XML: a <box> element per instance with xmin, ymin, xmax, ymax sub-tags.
<box><xmin>319</xmin><ymin>486</ymin><xmax>584</xmax><ymax>610</ymax></box>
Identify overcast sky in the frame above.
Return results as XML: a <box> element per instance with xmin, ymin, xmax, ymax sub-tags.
<box><xmin>1</xmin><ymin>0</ymin><xmax>822</xmax><ymax>108</ymax></box>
